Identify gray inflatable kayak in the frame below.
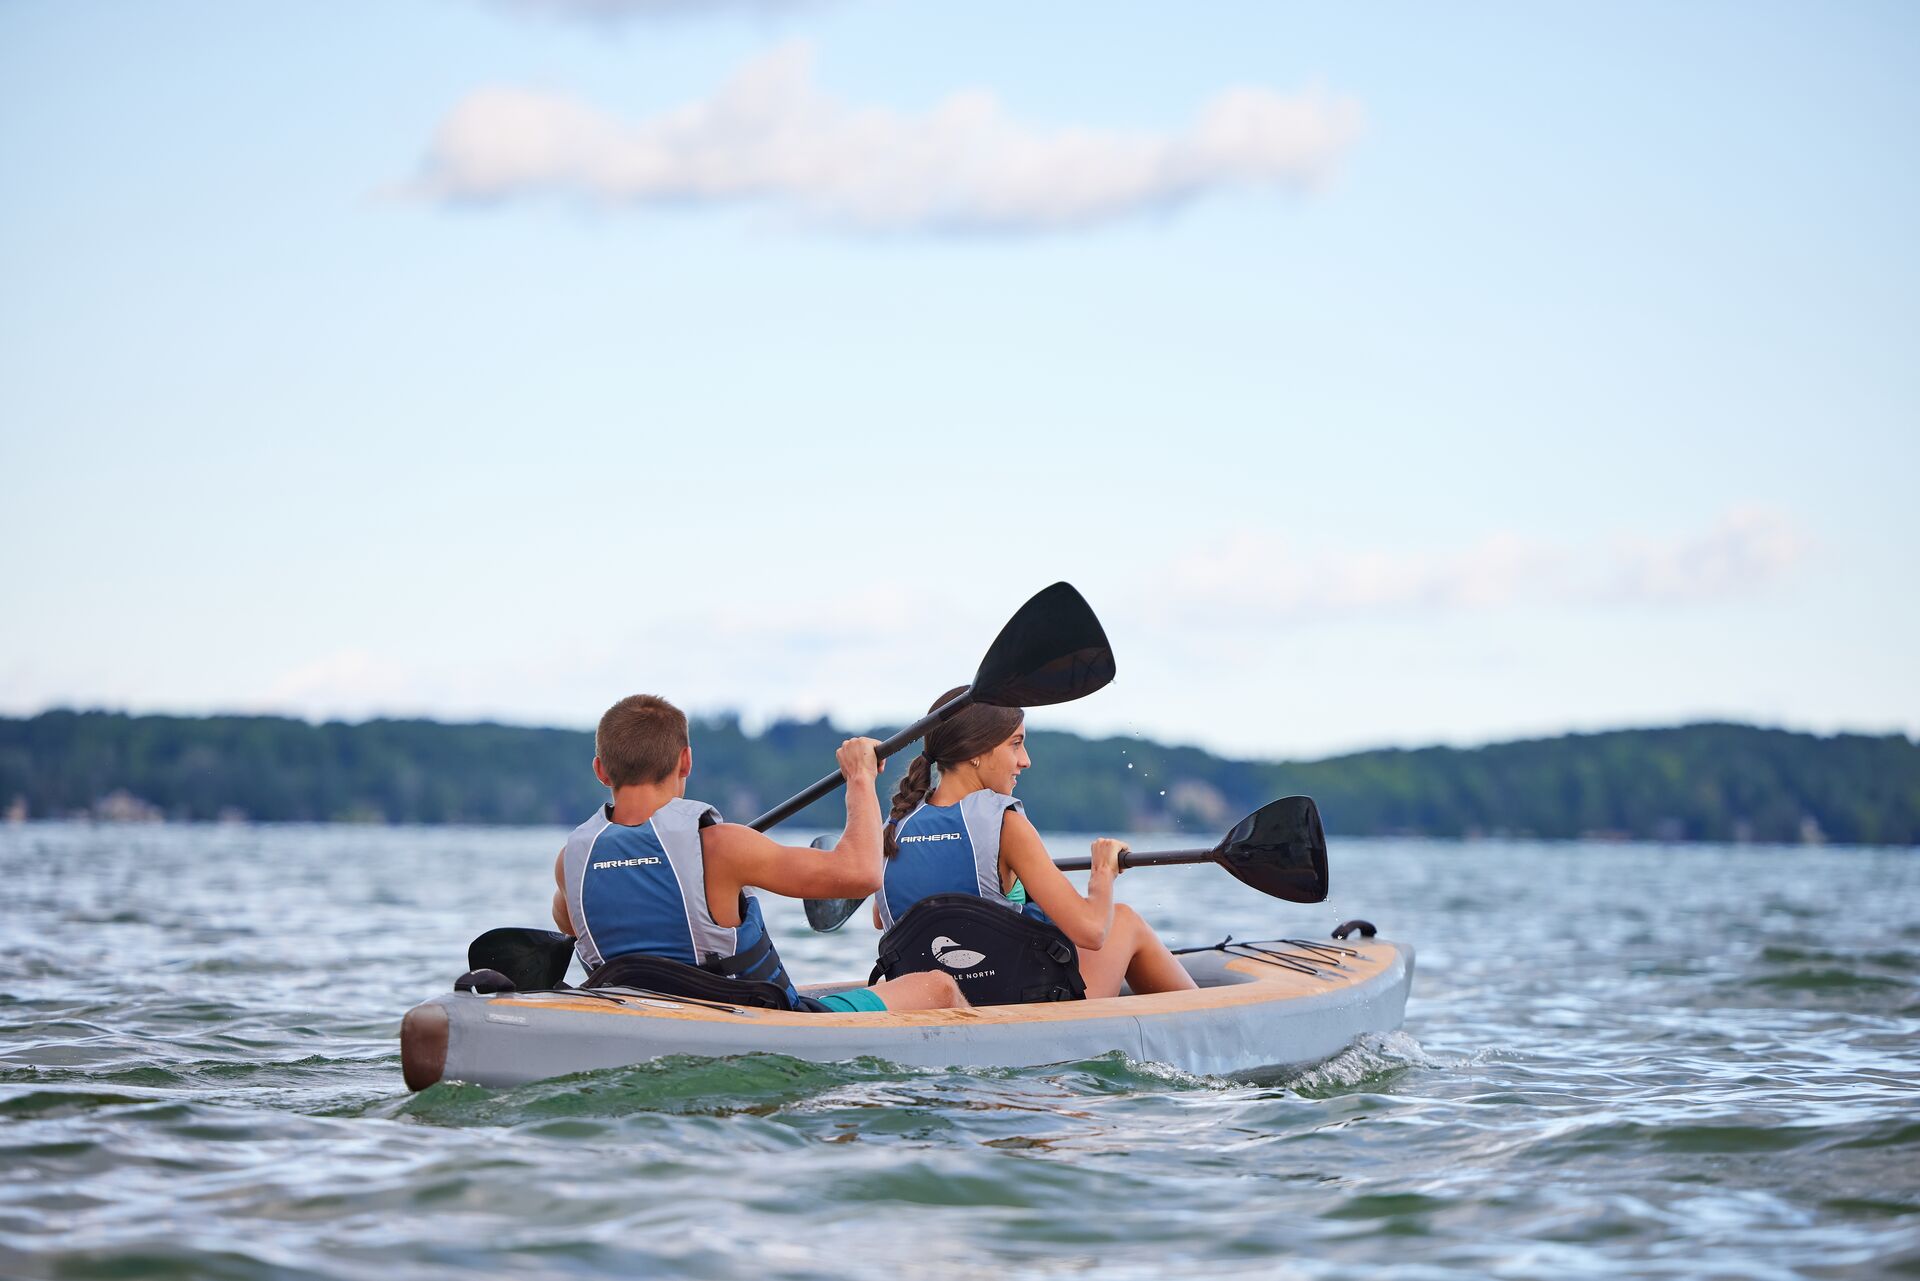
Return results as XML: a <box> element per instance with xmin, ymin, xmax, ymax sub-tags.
<box><xmin>401</xmin><ymin>936</ymin><xmax>1414</xmax><ymax>1089</ymax></box>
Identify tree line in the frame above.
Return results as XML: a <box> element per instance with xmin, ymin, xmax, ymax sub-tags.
<box><xmin>2</xmin><ymin>710</ymin><xmax>1916</xmax><ymax>845</ymax></box>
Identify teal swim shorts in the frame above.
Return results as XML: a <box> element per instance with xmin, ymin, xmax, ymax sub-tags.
<box><xmin>811</xmin><ymin>988</ymin><xmax>887</xmax><ymax>1014</ymax></box>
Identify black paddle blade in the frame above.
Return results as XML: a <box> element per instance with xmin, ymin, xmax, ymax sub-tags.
<box><xmin>970</xmin><ymin>581</ymin><xmax>1116</xmax><ymax>708</ymax></box>
<box><xmin>802</xmin><ymin>833</ymin><xmax>866</xmax><ymax>932</ymax></box>
<box><xmin>805</xmin><ymin>895</ymin><xmax>866</xmax><ymax>933</ymax></box>
<box><xmin>467</xmin><ymin>927</ymin><xmax>575</xmax><ymax>991</ymax></box>
<box><xmin>1215</xmin><ymin>796</ymin><xmax>1329</xmax><ymax>904</ymax></box>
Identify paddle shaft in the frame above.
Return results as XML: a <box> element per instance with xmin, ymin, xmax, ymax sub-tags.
<box><xmin>746</xmin><ymin>689</ymin><xmax>976</xmax><ymax>832</ymax></box>
<box><xmin>1053</xmin><ymin>846</ymin><xmax>1217</xmax><ymax>873</ymax></box>
<box><xmin>804</xmin><ymin>792</ymin><xmax>1324</xmax><ymax>931</ymax></box>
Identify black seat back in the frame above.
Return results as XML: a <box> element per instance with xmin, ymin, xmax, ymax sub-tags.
<box><xmin>870</xmin><ymin>894</ymin><xmax>1085</xmax><ymax>1006</ymax></box>
<box><xmin>584</xmin><ymin>953</ymin><xmax>795</xmax><ymax>1009</ymax></box>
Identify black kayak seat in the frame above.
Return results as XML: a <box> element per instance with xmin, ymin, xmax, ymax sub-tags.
<box><xmin>871</xmin><ymin>893</ymin><xmax>1086</xmax><ymax>1006</ymax></box>
<box><xmin>583</xmin><ymin>953</ymin><xmax>797</xmax><ymax>1009</ymax></box>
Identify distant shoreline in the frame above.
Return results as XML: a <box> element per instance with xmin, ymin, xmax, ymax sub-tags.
<box><xmin>5</xmin><ymin>711</ymin><xmax>1916</xmax><ymax>846</ymax></box>
<box><xmin>4</xmin><ymin>814</ymin><xmax>1899</xmax><ymax>855</ymax></box>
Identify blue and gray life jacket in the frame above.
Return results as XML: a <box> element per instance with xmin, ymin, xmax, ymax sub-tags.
<box><xmin>880</xmin><ymin>789</ymin><xmax>1054</xmax><ymax>929</ymax></box>
<box><xmin>561</xmin><ymin>798</ymin><xmax>799</xmax><ymax>1004</ymax></box>
<box><xmin>874</xmin><ymin>789</ymin><xmax>1081</xmax><ymax>1006</ymax></box>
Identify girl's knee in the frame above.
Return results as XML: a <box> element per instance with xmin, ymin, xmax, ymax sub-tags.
<box><xmin>929</xmin><ymin>971</ymin><xmax>967</xmax><ymax>1007</ymax></box>
<box><xmin>904</xmin><ymin>970</ymin><xmax>965</xmax><ymax>1008</ymax></box>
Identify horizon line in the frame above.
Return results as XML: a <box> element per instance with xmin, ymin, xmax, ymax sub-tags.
<box><xmin>9</xmin><ymin>704</ymin><xmax>1913</xmax><ymax>766</ymax></box>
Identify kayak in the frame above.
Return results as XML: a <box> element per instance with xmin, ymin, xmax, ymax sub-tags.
<box><xmin>400</xmin><ymin>934</ymin><xmax>1414</xmax><ymax>1089</ymax></box>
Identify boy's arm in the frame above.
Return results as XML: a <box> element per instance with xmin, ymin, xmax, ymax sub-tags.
<box><xmin>706</xmin><ymin>737</ymin><xmax>886</xmax><ymax>901</ymax></box>
<box><xmin>551</xmin><ymin>849</ymin><xmax>573</xmax><ymax>934</ymax></box>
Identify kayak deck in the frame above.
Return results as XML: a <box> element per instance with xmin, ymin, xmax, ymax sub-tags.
<box><xmin>402</xmin><ymin>936</ymin><xmax>1413</xmax><ymax>1090</ymax></box>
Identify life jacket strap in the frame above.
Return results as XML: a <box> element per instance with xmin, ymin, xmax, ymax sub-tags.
<box><xmin>700</xmin><ymin>922</ymin><xmax>796</xmax><ymax>996</ymax></box>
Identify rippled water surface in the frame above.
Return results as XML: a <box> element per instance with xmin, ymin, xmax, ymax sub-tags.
<box><xmin>3</xmin><ymin>823</ymin><xmax>1916</xmax><ymax>1279</ymax></box>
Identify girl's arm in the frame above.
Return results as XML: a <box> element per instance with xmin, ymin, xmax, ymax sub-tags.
<box><xmin>998</xmin><ymin>810</ymin><xmax>1120</xmax><ymax>950</ymax></box>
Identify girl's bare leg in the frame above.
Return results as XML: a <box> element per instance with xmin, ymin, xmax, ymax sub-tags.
<box><xmin>868</xmin><ymin>970</ymin><xmax>969</xmax><ymax>1010</ymax></box>
<box><xmin>1075</xmin><ymin>904</ymin><xmax>1199</xmax><ymax>997</ymax></box>
<box><xmin>1121</xmin><ymin>905</ymin><xmax>1198</xmax><ymax>993</ymax></box>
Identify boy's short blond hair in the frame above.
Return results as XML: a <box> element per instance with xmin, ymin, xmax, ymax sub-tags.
<box><xmin>596</xmin><ymin>695</ymin><xmax>689</xmax><ymax>788</ymax></box>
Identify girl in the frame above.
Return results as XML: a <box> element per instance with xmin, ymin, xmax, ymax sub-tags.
<box><xmin>877</xmin><ymin>688</ymin><xmax>1197</xmax><ymax>998</ymax></box>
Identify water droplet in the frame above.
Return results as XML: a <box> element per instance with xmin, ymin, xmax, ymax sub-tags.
<box><xmin>1159</xmin><ymin>790</ymin><xmax>1166</xmax><ymax>796</ymax></box>
<box><xmin>1126</xmin><ymin>763</ymin><xmax>1133</xmax><ymax>770</ymax></box>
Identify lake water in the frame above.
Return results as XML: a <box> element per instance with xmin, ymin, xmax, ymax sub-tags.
<box><xmin>2</xmin><ymin>822</ymin><xmax>1916</xmax><ymax>1279</ymax></box>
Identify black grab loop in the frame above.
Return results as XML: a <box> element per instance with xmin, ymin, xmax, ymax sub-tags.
<box><xmin>1331</xmin><ymin>919</ymin><xmax>1377</xmax><ymax>940</ymax></box>
<box><xmin>454</xmin><ymin>968</ymin><xmax>516</xmax><ymax>994</ymax></box>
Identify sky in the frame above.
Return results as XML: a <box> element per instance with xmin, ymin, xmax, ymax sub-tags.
<box><xmin>1</xmin><ymin>1</ymin><xmax>1915</xmax><ymax>761</ymax></box>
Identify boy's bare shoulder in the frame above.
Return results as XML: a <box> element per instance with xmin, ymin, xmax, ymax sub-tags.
<box><xmin>698</xmin><ymin>821</ymin><xmax>770</xmax><ymax>858</ymax></box>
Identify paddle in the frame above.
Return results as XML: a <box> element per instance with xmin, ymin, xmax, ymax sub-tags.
<box><xmin>750</xmin><ymin>581</ymin><xmax>1116</xmax><ymax>831</ymax></box>
<box><xmin>804</xmin><ymin>795</ymin><xmax>1330</xmax><ymax>933</ymax></box>
<box><xmin>464</xmin><ymin>582</ymin><xmax>1117</xmax><ymax>986</ymax></box>
<box><xmin>1052</xmin><ymin>795</ymin><xmax>1329</xmax><ymax>902</ymax></box>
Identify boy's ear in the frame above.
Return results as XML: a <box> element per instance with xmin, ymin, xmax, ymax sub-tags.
<box><xmin>592</xmin><ymin>756</ymin><xmax>613</xmax><ymax>788</ymax></box>
<box><xmin>678</xmin><ymin>745</ymin><xmax>693</xmax><ymax>779</ymax></box>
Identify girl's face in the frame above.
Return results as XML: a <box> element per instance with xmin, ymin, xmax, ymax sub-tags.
<box><xmin>973</xmin><ymin>723</ymin><xmax>1031</xmax><ymax>795</ymax></box>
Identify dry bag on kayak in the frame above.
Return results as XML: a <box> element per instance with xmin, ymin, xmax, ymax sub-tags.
<box><xmin>869</xmin><ymin>893</ymin><xmax>1086</xmax><ymax>1005</ymax></box>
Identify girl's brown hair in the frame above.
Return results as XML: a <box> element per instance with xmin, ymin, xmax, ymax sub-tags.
<box><xmin>884</xmin><ymin>686</ymin><xmax>1025</xmax><ymax>858</ymax></box>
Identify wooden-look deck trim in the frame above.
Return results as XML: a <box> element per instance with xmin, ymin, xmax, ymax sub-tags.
<box><xmin>484</xmin><ymin>941</ymin><xmax>1402</xmax><ymax>1029</ymax></box>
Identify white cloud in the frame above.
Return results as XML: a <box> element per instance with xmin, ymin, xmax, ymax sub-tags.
<box><xmin>258</xmin><ymin>649</ymin><xmax>434</xmax><ymax>721</ymax></box>
<box><xmin>410</xmin><ymin>43</ymin><xmax>1363</xmax><ymax>232</ymax></box>
<box><xmin>1604</xmin><ymin>507</ymin><xmax>1806</xmax><ymax>604</ymax></box>
<box><xmin>1147</xmin><ymin>508</ymin><xmax>1806</xmax><ymax>624</ymax></box>
<box><xmin>242</xmin><ymin>589</ymin><xmax>988</xmax><ymax>730</ymax></box>
<box><xmin>237</xmin><ymin>514</ymin><xmax>1807</xmax><ymax>731</ymax></box>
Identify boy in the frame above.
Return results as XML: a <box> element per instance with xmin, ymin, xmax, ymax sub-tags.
<box><xmin>552</xmin><ymin>694</ymin><xmax>966</xmax><ymax>1013</ymax></box>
